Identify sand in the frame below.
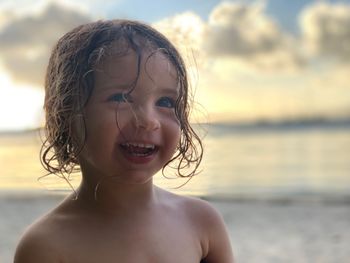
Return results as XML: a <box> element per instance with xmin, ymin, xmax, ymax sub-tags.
<box><xmin>1</xmin><ymin>192</ymin><xmax>349</xmax><ymax>263</ymax></box>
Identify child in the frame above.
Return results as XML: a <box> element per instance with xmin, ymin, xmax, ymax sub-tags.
<box><xmin>14</xmin><ymin>19</ymin><xmax>234</xmax><ymax>263</ymax></box>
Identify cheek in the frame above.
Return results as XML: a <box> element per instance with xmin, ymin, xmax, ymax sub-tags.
<box><xmin>114</xmin><ymin>108</ymin><xmax>135</xmax><ymax>128</ymax></box>
<box><xmin>81</xmin><ymin>112</ymin><xmax>117</xmax><ymax>153</ymax></box>
<box><xmin>166</xmin><ymin>122</ymin><xmax>181</xmax><ymax>151</ymax></box>
<box><xmin>71</xmin><ymin>114</ymin><xmax>87</xmax><ymax>141</ymax></box>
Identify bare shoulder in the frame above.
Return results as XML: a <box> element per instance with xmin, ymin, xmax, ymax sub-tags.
<box><xmin>181</xmin><ymin>195</ymin><xmax>223</xmax><ymax>224</ymax></box>
<box><xmin>14</xmin><ymin>196</ymin><xmax>76</xmax><ymax>263</ymax></box>
<box><xmin>163</xmin><ymin>191</ymin><xmax>226</xmax><ymax>229</ymax></box>
<box><xmin>185</xmin><ymin>197</ymin><xmax>235</xmax><ymax>263</ymax></box>
<box><xmin>14</xmin><ymin>213</ymin><xmax>63</xmax><ymax>263</ymax></box>
<box><xmin>159</xmin><ymin>190</ymin><xmax>235</xmax><ymax>262</ymax></box>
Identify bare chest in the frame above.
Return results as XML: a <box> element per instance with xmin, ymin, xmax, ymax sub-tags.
<box><xmin>59</xmin><ymin>215</ymin><xmax>204</xmax><ymax>263</ymax></box>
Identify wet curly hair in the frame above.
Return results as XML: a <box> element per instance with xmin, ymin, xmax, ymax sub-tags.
<box><xmin>41</xmin><ymin>19</ymin><xmax>203</xmax><ymax>183</ymax></box>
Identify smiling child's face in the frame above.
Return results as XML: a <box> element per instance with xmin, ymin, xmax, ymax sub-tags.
<box><xmin>77</xmin><ymin>47</ymin><xmax>181</xmax><ymax>184</ymax></box>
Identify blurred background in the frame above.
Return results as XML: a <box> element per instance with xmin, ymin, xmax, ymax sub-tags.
<box><xmin>1</xmin><ymin>0</ymin><xmax>350</xmax><ymax>262</ymax></box>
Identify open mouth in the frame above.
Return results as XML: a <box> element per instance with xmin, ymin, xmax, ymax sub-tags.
<box><xmin>120</xmin><ymin>142</ymin><xmax>158</xmax><ymax>157</ymax></box>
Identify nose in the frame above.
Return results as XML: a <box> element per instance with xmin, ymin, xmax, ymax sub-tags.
<box><xmin>134</xmin><ymin>106</ymin><xmax>160</xmax><ymax>131</ymax></box>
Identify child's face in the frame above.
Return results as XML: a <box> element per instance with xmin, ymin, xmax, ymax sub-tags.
<box><xmin>78</xmin><ymin>48</ymin><xmax>181</xmax><ymax>184</ymax></box>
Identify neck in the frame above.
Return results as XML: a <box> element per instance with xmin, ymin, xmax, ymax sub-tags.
<box><xmin>76</xmin><ymin>176</ymin><xmax>158</xmax><ymax>214</ymax></box>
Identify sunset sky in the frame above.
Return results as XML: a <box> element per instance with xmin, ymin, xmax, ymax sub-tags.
<box><xmin>1</xmin><ymin>0</ymin><xmax>350</xmax><ymax>131</ymax></box>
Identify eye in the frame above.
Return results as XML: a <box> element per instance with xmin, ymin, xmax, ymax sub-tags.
<box><xmin>108</xmin><ymin>93</ymin><xmax>133</xmax><ymax>103</ymax></box>
<box><xmin>156</xmin><ymin>97</ymin><xmax>175</xmax><ymax>108</ymax></box>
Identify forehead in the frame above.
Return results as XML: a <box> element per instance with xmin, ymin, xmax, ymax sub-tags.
<box><xmin>94</xmin><ymin>47</ymin><xmax>179</xmax><ymax>91</ymax></box>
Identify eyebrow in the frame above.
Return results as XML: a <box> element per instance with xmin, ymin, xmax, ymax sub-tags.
<box><xmin>98</xmin><ymin>83</ymin><xmax>134</xmax><ymax>93</ymax></box>
<box><xmin>157</xmin><ymin>86</ymin><xmax>180</xmax><ymax>96</ymax></box>
<box><xmin>100</xmin><ymin>84</ymin><xmax>180</xmax><ymax>96</ymax></box>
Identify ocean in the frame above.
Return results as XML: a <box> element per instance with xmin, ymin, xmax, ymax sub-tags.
<box><xmin>1</xmin><ymin>122</ymin><xmax>350</xmax><ymax>201</ymax></box>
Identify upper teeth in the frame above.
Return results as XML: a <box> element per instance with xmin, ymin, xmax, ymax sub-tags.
<box><xmin>122</xmin><ymin>142</ymin><xmax>155</xmax><ymax>149</ymax></box>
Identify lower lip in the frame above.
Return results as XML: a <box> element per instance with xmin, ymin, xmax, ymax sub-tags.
<box><xmin>119</xmin><ymin>147</ymin><xmax>158</xmax><ymax>164</ymax></box>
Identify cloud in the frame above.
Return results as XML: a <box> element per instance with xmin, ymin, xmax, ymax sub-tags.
<box><xmin>0</xmin><ymin>11</ymin><xmax>12</xmax><ymax>30</ymax></box>
<box><xmin>155</xmin><ymin>1</ymin><xmax>304</xmax><ymax>72</ymax></box>
<box><xmin>300</xmin><ymin>2</ymin><xmax>350</xmax><ymax>61</ymax></box>
<box><xmin>205</xmin><ymin>1</ymin><xmax>305</xmax><ymax>70</ymax></box>
<box><xmin>153</xmin><ymin>12</ymin><xmax>206</xmax><ymax>67</ymax></box>
<box><xmin>153</xmin><ymin>1</ymin><xmax>350</xmax><ymax>122</ymax></box>
<box><xmin>206</xmin><ymin>1</ymin><xmax>281</xmax><ymax>56</ymax></box>
<box><xmin>0</xmin><ymin>3</ymin><xmax>92</xmax><ymax>86</ymax></box>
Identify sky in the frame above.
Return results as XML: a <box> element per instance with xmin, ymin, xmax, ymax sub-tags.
<box><xmin>0</xmin><ymin>0</ymin><xmax>350</xmax><ymax>131</ymax></box>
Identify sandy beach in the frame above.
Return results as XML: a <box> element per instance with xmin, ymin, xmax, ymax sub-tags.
<box><xmin>1</xmin><ymin>192</ymin><xmax>349</xmax><ymax>263</ymax></box>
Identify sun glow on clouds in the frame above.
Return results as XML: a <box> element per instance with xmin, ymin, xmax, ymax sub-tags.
<box><xmin>153</xmin><ymin>1</ymin><xmax>350</xmax><ymax>123</ymax></box>
<box><xmin>0</xmin><ymin>0</ymin><xmax>350</xmax><ymax>131</ymax></box>
<box><xmin>0</xmin><ymin>73</ymin><xmax>44</xmax><ymax>131</ymax></box>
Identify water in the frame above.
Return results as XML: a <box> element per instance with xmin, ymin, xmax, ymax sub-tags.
<box><xmin>1</xmin><ymin>123</ymin><xmax>350</xmax><ymax>200</ymax></box>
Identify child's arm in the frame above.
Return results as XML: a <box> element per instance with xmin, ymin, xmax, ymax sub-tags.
<box><xmin>196</xmin><ymin>200</ymin><xmax>235</xmax><ymax>263</ymax></box>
